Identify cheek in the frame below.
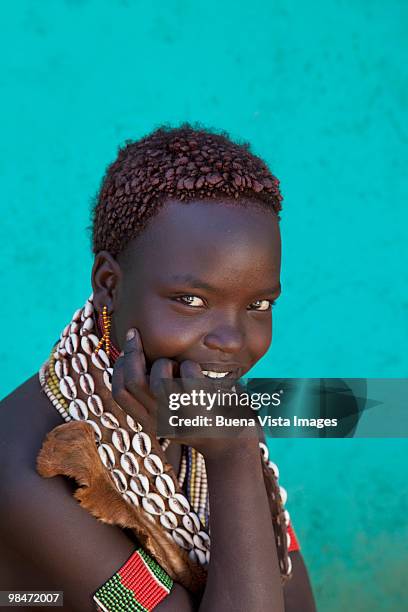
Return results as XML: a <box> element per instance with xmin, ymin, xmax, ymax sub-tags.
<box><xmin>135</xmin><ymin>310</ymin><xmax>201</xmax><ymax>363</ymax></box>
<box><xmin>249</xmin><ymin>318</ymin><xmax>273</xmax><ymax>362</ymax></box>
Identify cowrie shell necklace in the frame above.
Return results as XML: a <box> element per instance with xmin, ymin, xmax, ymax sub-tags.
<box><xmin>39</xmin><ymin>294</ymin><xmax>292</xmax><ymax>575</ymax></box>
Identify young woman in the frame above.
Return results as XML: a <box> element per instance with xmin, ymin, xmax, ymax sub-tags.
<box><xmin>0</xmin><ymin>125</ymin><xmax>316</xmax><ymax>611</ymax></box>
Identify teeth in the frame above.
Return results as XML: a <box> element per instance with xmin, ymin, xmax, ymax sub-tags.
<box><xmin>202</xmin><ymin>370</ymin><xmax>230</xmax><ymax>379</ymax></box>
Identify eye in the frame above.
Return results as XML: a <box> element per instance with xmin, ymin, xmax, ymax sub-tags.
<box><xmin>248</xmin><ymin>299</ymin><xmax>274</xmax><ymax>311</ymax></box>
<box><xmin>175</xmin><ymin>295</ymin><xmax>205</xmax><ymax>308</ymax></box>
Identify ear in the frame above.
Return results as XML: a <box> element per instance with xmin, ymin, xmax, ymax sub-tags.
<box><xmin>91</xmin><ymin>251</ymin><xmax>122</xmax><ymax>313</ymax></box>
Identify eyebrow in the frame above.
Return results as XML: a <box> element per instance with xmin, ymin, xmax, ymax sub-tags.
<box><xmin>168</xmin><ymin>274</ymin><xmax>281</xmax><ymax>296</ymax></box>
<box><xmin>168</xmin><ymin>274</ymin><xmax>215</xmax><ymax>291</ymax></box>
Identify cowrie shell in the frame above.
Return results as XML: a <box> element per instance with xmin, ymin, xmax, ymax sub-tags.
<box><xmin>60</xmin><ymin>376</ymin><xmax>77</xmax><ymax>400</ymax></box>
<box><xmin>81</xmin><ymin>334</ymin><xmax>99</xmax><ymax>355</ymax></box>
<box><xmin>172</xmin><ymin>528</ymin><xmax>194</xmax><ymax>549</ymax></box>
<box><xmin>132</xmin><ymin>432</ymin><xmax>152</xmax><ymax>457</ymax></box>
<box><xmin>79</xmin><ymin>373</ymin><xmax>95</xmax><ymax>395</ymax></box>
<box><xmin>267</xmin><ymin>461</ymin><xmax>280</xmax><ymax>479</ymax></box>
<box><xmin>190</xmin><ymin>548</ymin><xmax>206</xmax><ymax>565</ymax></box>
<box><xmin>70</xmin><ymin>321</ymin><xmax>80</xmax><ymax>334</ymax></box>
<box><xmin>144</xmin><ymin>454</ymin><xmax>163</xmax><ymax>476</ymax></box>
<box><xmin>111</xmin><ymin>469</ymin><xmax>128</xmax><ymax>493</ymax></box>
<box><xmin>287</xmin><ymin>532</ymin><xmax>291</xmax><ymax>548</ymax></box>
<box><xmin>123</xmin><ymin>491</ymin><xmax>139</xmax><ymax>506</ymax></box>
<box><xmin>85</xmin><ymin>419</ymin><xmax>102</xmax><ymax>441</ymax></box>
<box><xmin>82</xmin><ymin>317</ymin><xmax>94</xmax><ymax>332</ymax></box>
<box><xmin>130</xmin><ymin>474</ymin><xmax>150</xmax><ymax>496</ymax></box>
<box><xmin>80</xmin><ymin>337</ymin><xmax>93</xmax><ymax>355</ymax></box>
<box><xmin>279</xmin><ymin>486</ymin><xmax>287</xmax><ymax>505</ymax></box>
<box><xmin>284</xmin><ymin>510</ymin><xmax>290</xmax><ymax>526</ymax></box>
<box><xmin>101</xmin><ymin>412</ymin><xmax>119</xmax><ymax>429</ymax></box>
<box><xmin>72</xmin><ymin>353</ymin><xmax>88</xmax><ymax>374</ymax></box>
<box><xmin>72</xmin><ymin>308</ymin><xmax>82</xmax><ymax>322</ymax></box>
<box><xmin>193</xmin><ymin>536</ymin><xmax>207</xmax><ymax>553</ymax></box>
<box><xmin>54</xmin><ymin>359</ymin><xmax>69</xmax><ymax>379</ymax></box>
<box><xmin>120</xmin><ymin>452</ymin><xmax>139</xmax><ymax>476</ymax></box>
<box><xmin>84</xmin><ymin>301</ymin><xmax>93</xmax><ymax>318</ymax></box>
<box><xmin>169</xmin><ymin>494</ymin><xmax>190</xmax><ymax>515</ymax></box>
<box><xmin>126</xmin><ymin>415</ymin><xmax>142</xmax><ymax>433</ymax></box>
<box><xmin>91</xmin><ymin>349</ymin><xmax>110</xmax><ymax>370</ymax></box>
<box><xmin>62</xmin><ymin>323</ymin><xmax>70</xmax><ymax>338</ymax></box>
<box><xmin>198</xmin><ymin>549</ymin><xmax>208</xmax><ymax>566</ymax></box>
<box><xmin>103</xmin><ymin>368</ymin><xmax>112</xmax><ymax>391</ymax></box>
<box><xmin>89</xmin><ymin>333</ymin><xmax>99</xmax><ymax>346</ymax></box>
<box><xmin>205</xmin><ymin>551</ymin><xmax>210</xmax><ymax>564</ymax></box>
<box><xmin>98</xmin><ymin>443</ymin><xmax>116</xmax><ymax>469</ymax></box>
<box><xmin>112</xmin><ymin>428</ymin><xmax>131</xmax><ymax>452</ymax></box>
<box><xmin>142</xmin><ymin>493</ymin><xmax>165</xmax><ymax>516</ymax></box>
<box><xmin>65</xmin><ymin>334</ymin><xmax>79</xmax><ymax>356</ymax></box>
<box><xmin>182</xmin><ymin>512</ymin><xmax>201</xmax><ymax>534</ymax></box>
<box><xmin>193</xmin><ymin>531</ymin><xmax>210</xmax><ymax>551</ymax></box>
<box><xmin>155</xmin><ymin>474</ymin><xmax>176</xmax><ymax>498</ymax></box>
<box><xmin>259</xmin><ymin>442</ymin><xmax>269</xmax><ymax>462</ymax></box>
<box><xmin>87</xmin><ymin>394</ymin><xmax>104</xmax><ymax>417</ymax></box>
<box><xmin>160</xmin><ymin>511</ymin><xmax>178</xmax><ymax>530</ymax></box>
<box><xmin>68</xmin><ymin>399</ymin><xmax>88</xmax><ymax>421</ymax></box>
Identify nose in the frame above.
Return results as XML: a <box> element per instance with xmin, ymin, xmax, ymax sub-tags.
<box><xmin>203</xmin><ymin>322</ymin><xmax>245</xmax><ymax>354</ymax></box>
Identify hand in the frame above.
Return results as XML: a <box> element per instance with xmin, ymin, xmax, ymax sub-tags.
<box><xmin>111</xmin><ymin>328</ymin><xmax>260</xmax><ymax>459</ymax></box>
<box><xmin>111</xmin><ymin>328</ymin><xmax>177</xmax><ymax>437</ymax></box>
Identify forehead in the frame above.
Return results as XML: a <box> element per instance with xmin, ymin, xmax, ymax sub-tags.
<box><xmin>119</xmin><ymin>199</ymin><xmax>281</xmax><ymax>289</ymax></box>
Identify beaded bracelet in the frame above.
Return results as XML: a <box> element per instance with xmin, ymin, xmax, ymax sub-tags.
<box><xmin>93</xmin><ymin>548</ymin><xmax>173</xmax><ymax>612</ymax></box>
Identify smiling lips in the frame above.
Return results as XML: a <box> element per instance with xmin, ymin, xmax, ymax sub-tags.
<box><xmin>201</xmin><ymin>370</ymin><xmax>230</xmax><ymax>379</ymax></box>
<box><xmin>199</xmin><ymin>364</ymin><xmax>244</xmax><ymax>380</ymax></box>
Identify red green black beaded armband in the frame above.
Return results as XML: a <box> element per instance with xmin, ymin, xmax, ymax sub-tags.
<box><xmin>93</xmin><ymin>548</ymin><xmax>173</xmax><ymax>612</ymax></box>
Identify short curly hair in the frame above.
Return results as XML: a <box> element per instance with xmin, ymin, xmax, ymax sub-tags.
<box><xmin>91</xmin><ymin>123</ymin><xmax>283</xmax><ymax>256</ymax></box>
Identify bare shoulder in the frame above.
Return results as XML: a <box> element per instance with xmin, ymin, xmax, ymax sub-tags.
<box><xmin>0</xmin><ymin>374</ymin><xmax>64</xmax><ymax>475</ymax></box>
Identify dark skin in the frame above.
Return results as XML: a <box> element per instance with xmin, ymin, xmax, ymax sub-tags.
<box><xmin>0</xmin><ymin>199</ymin><xmax>315</xmax><ymax>611</ymax></box>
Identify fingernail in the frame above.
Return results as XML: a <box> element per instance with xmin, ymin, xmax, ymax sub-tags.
<box><xmin>119</xmin><ymin>350</ymin><xmax>124</xmax><ymax>357</ymax></box>
<box><xmin>126</xmin><ymin>328</ymin><xmax>136</xmax><ymax>340</ymax></box>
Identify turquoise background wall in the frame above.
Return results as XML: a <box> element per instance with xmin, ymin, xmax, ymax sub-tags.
<box><xmin>1</xmin><ymin>1</ymin><xmax>407</xmax><ymax>609</ymax></box>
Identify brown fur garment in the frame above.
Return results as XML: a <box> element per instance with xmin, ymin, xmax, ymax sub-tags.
<box><xmin>36</xmin><ymin>420</ymin><xmax>206</xmax><ymax>594</ymax></box>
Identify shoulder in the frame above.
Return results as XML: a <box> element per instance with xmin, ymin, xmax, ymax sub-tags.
<box><xmin>0</xmin><ymin>373</ymin><xmax>80</xmax><ymax>547</ymax></box>
<box><xmin>0</xmin><ymin>372</ymin><xmax>72</xmax><ymax>533</ymax></box>
<box><xmin>0</xmin><ymin>374</ymin><xmax>64</xmax><ymax>476</ymax></box>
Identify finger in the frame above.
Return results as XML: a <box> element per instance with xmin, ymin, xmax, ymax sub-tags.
<box><xmin>149</xmin><ymin>358</ymin><xmax>177</xmax><ymax>396</ymax></box>
<box><xmin>146</xmin><ymin>358</ymin><xmax>177</xmax><ymax>429</ymax></box>
<box><xmin>111</xmin><ymin>350</ymin><xmax>154</xmax><ymax>431</ymax></box>
<box><xmin>111</xmin><ymin>351</ymin><xmax>132</xmax><ymax>410</ymax></box>
<box><xmin>112</xmin><ymin>350</ymin><xmax>143</xmax><ymax>410</ymax></box>
<box><xmin>179</xmin><ymin>360</ymin><xmax>204</xmax><ymax>379</ymax></box>
<box><xmin>123</xmin><ymin>328</ymin><xmax>152</xmax><ymax>404</ymax></box>
<box><xmin>180</xmin><ymin>359</ymin><xmax>205</xmax><ymax>399</ymax></box>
